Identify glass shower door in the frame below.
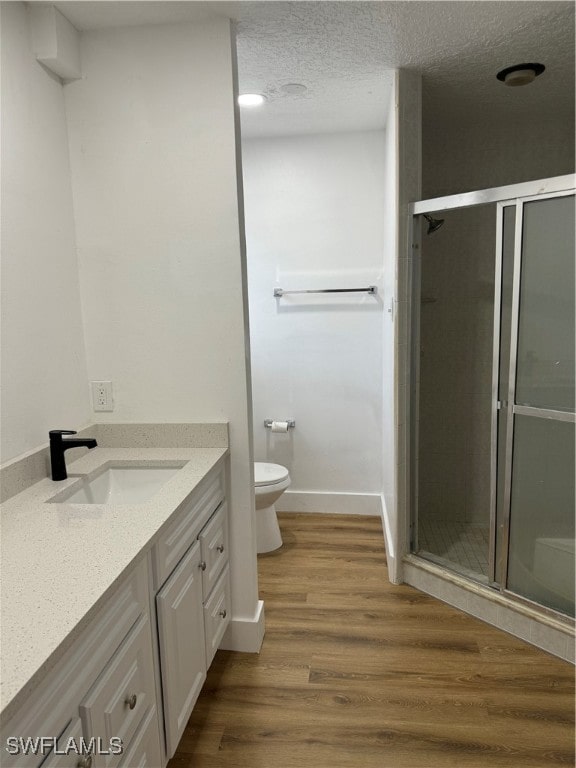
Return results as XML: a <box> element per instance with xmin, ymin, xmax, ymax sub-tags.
<box><xmin>502</xmin><ymin>193</ymin><xmax>575</xmax><ymax>616</ymax></box>
<box><xmin>411</xmin><ymin>178</ymin><xmax>575</xmax><ymax>618</ymax></box>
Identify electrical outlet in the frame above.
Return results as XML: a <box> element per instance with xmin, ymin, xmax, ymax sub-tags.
<box><xmin>91</xmin><ymin>381</ymin><xmax>114</xmax><ymax>412</ymax></box>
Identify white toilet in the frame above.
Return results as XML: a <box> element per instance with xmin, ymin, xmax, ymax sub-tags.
<box><xmin>254</xmin><ymin>462</ymin><xmax>291</xmax><ymax>553</ymax></box>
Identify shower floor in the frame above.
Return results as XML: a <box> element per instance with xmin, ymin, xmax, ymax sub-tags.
<box><xmin>417</xmin><ymin>520</ymin><xmax>490</xmax><ymax>580</ymax></box>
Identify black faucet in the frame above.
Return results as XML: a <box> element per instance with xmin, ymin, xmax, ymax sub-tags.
<box><xmin>49</xmin><ymin>430</ymin><xmax>98</xmax><ymax>481</ymax></box>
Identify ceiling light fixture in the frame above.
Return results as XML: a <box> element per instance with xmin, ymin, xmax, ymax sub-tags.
<box><xmin>496</xmin><ymin>63</ymin><xmax>545</xmax><ymax>87</ymax></box>
<box><xmin>281</xmin><ymin>83</ymin><xmax>307</xmax><ymax>95</ymax></box>
<box><xmin>238</xmin><ymin>93</ymin><xmax>266</xmax><ymax>107</ymax></box>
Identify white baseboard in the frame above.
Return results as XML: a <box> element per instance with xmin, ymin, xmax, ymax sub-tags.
<box><xmin>219</xmin><ymin>599</ymin><xmax>265</xmax><ymax>653</ymax></box>
<box><xmin>276</xmin><ymin>491</ymin><xmax>381</xmax><ymax>516</ymax></box>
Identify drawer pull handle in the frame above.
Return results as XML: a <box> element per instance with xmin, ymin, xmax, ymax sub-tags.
<box><xmin>199</xmin><ymin>561</ymin><xmax>207</xmax><ymax>571</ymax></box>
<box><xmin>77</xmin><ymin>752</ymin><xmax>93</xmax><ymax>768</ymax></box>
<box><xmin>219</xmin><ymin>609</ymin><xmax>227</xmax><ymax>619</ymax></box>
<box><xmin>126</xmin><ymin>693</ymin><xmax>138</xmax><ymax>710</ymax></box>
<box><xmin>217</xmin><ymin>544</ymin><xmax>224</xmax><ymax>553</ymax></box>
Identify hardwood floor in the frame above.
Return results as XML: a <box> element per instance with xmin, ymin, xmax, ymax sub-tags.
<box><xmin>168</xmin><ymin>513</ymin><xmax>575</xmax><ymax>767</ymax></box>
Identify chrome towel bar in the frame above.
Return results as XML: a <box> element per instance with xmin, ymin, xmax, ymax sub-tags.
<box><xmin>273</xmin><ymin>286</ymin><xmax>377</xmax><ymax>298</ymax></box>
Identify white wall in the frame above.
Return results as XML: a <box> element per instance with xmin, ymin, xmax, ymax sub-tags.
<box><xmin>64</xmin><ymin>20</ymin><xmax>259</xmax><ymax>639</ymax></box>
<box><xmin>381</xmin><ymin>81</ymin><xmax>399</xmax><ymax>567</ymax></box>
<box><xmin>0</xmin><ymin>3</ymin><xmax>91</xmax><ymax>462</ymax></box>
<box><xmin>242</xmin><ymin>132</ymin><xmax>386</xmax><ymax>513</ymax></box>
<box><xmin>385</xmin><ymin>70</ymin><xmax>422</xmax><ymax>583</ymax></box>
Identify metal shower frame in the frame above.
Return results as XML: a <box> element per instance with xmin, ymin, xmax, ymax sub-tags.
<box><xmin>407</xmin><ymin>173</ymin><xmax>575</xmax><ymax>619</ymax></box>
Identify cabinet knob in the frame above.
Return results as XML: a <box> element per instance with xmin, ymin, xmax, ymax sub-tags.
<box><xmin>77</xmin><ymin>752</ymin><xmax>93</xmax><ymax>768</ymax></box>
<box><xmin>219</xmin><ymin>609</ymin><xmax>227</xmax><ymax>619</ymax></box>
<box><xmin>126</xmin><ymin>693</ymin><xmax>137</xmax><ymax>710</ymax></box>
<box><xmin>216</xmin><ymin>544</ymin><xmax>224</xmax><ymax>553</ymax></box>
<box><xmin>199</xmin><ymin>561</ymin><xmax>207</xmax><ymax>571</ymax></box>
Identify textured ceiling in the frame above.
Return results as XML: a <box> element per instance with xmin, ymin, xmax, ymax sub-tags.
<box><xmin>54</xmin><ymin>1</ymin><xmax>575</xmax><ymax>138</ymax></box>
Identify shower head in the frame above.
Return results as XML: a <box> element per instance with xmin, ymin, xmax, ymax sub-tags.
<box><xmin>423</xmin><ymin>214</ymin><xmax>445</xmax><ymax>234</ymax></box>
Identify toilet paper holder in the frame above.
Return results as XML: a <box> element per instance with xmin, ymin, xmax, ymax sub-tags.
<box><xmin>264</xmin><ymin>420</ymin><xmax>296</xmax><ymax>429</ymax></box>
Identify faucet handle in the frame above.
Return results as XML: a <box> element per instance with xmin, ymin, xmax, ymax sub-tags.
<box><xmin>49</xmin><ymin>430</ymin><xmax>77</xmax><ymax>438</ymax></box>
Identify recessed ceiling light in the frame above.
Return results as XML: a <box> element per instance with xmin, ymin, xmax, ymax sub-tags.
<box><xmin>496</xmin><ymin>63</ymin><xmax>545</xmax><ymax>87</ymax></box>
<box><xmin>238</xmin><ymin>93</ymin><xmax>266</xmax><ymax>107</ymax></box>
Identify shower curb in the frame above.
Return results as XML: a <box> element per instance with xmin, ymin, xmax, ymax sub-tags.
<box><xmin>402</xmin><ymin>554</ymin><xmax>575</xmax><ymax>663</ymax></box>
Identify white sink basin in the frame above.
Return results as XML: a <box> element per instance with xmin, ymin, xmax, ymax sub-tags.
<box><xmin>51</xmin><ymin>464</ymin><xmax>184</xmax><ymax>505</ymax></box>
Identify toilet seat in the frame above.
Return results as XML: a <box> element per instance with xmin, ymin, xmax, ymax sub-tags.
<box><xmin>254</xmin><ymin>462</ymin><xmax>289</xmax><ymax>487</ymax></box>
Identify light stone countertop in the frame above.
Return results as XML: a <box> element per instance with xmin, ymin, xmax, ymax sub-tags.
<box><xmin>0</xmin><ymin>445</ymin><xmax>228</xmax><ymax>725</ymax></box>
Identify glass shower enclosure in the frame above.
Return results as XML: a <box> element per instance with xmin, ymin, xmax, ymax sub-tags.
<box><xmin>410</xmin><ymin>176</ymin><xmax>575</xmax><ymax>619</ymax></box>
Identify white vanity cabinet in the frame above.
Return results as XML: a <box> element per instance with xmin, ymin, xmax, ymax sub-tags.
<box><xmin>1</xmin><ymin>458</ymin><xmax>231</xmax><ymax>768</ymax></box>
<box><xmin>0</xmin><ymin>559</ymin><xmax>162</xmax><ymax>768</ymax></box>
<box><xmin>153</xmin><ymin>467</ymin><xmax>230</xmax><ymax>760</ymax></box>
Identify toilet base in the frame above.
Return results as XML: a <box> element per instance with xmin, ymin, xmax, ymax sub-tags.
<box><xmin>256</xmin><ymin>503</ymin><xmax>283</xmax><ymax>554</ymax></box>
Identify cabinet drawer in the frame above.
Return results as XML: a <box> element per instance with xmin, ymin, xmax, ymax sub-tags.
<box><xmin>153</xmin><ymin>469</ymin><xmax>224</xmax><ymax>589</ymax></box>
<box><xmin>117</xmin><ymin>706</ymin><xmax>161</xmax><ymax>768</ymax></box>
<box><xmin>38</xmin><ymin>719</ymin><xmax>84</xmax><ymax>768</ymax></box>
<box><xmin>199</xmin><ymin>502</ymin><xmax>228</xmax><ymax>600</ymax></box>
<box><xmin>203</xmin><ymin>565</ymin><xmax>230</xmax><ymax>667</ymax></box>
<box><xmin>79</xmin><ymin>614</ymin><xmax>156</xmax><ymax>767</ymax></box>
<box><xmin>2</xmin><ymin>719</ymin><xmax>80</xmax><ymax>768</ymax></box>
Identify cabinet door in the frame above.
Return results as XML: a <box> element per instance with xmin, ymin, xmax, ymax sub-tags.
<box><xmin>156</xmin><ymin>541</ymin><xmax>206</xmax><ymax>759</ymax></box>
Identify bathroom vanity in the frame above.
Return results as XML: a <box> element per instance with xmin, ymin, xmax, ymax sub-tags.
<box><xmin>0</xmin><ymin>437</ymin><xmax>230</xmax><ymax>767</ymax></box>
